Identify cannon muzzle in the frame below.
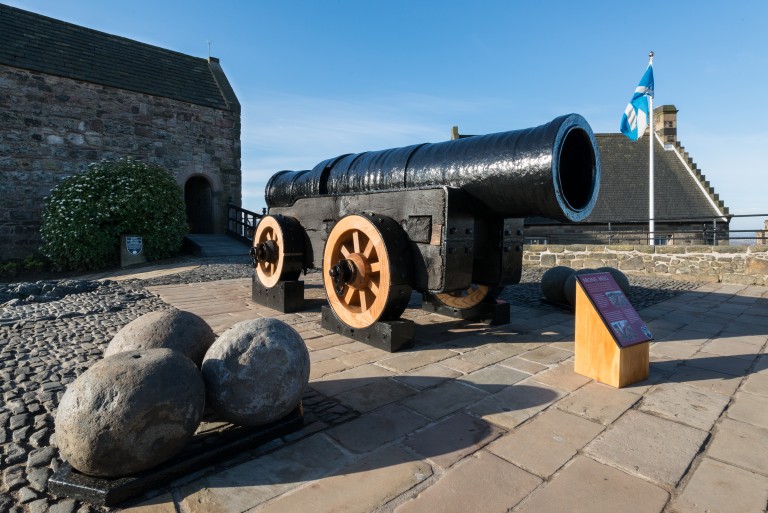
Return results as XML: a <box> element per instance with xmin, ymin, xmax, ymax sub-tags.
<box><xmin>266</xmin><ymin>113</ymin><xmax>600</xmax><ymax>222</ymax></box>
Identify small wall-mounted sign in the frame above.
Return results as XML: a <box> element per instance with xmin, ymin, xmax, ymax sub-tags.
<box><xmin>125</xmin><ymin>236</ymin><xmax>143</xmax><ymax>255</ymax></box>
<box><xmin>120</xmin><ymin>234</ymin><xmax>147</xmax><ymax>268</ymax></box>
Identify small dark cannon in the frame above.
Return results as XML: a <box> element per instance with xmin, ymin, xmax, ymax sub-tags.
<box><xmin>252</xmin><ymin>113</ymin><xmax>601</xmax><ymax>333</ymax></box>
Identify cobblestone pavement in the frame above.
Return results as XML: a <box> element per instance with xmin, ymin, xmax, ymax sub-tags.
<box><xmin>1</xmin><ymin>262</ymin><xmax>764</xmax><ymax>513</ymax></box>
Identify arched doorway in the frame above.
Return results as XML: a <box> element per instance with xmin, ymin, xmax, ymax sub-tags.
<box><xmin>184</xmin><ymin>176</ymin><xmax>214</xmax><ymax>234</ymax></box>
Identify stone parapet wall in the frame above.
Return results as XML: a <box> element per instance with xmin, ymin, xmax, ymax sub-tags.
<box><xmin>524</xmin><ymin>244</ymin><xmax>768</xmax><ymax>286</ymax></box>
<box><xmin>0</xmin><ymin>65</ymin><xmax>241</xmax><ymax>259</ymax></box>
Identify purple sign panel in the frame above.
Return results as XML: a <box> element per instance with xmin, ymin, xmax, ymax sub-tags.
<box><xmin>576</xmin><ymin>272</ymin><xmax>652</xmax><ymax>348</ymax></box>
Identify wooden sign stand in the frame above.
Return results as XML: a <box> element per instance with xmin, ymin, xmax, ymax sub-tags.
<box><xmin>574</xmin><ymin>279</ymin><xmax>649</xmax><ymax>388</ymax></box>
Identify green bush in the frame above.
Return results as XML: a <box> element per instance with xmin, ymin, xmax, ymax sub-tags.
<box><xmin>23</xmin><ymin>254</ymin><xmax>49</xmax><ymax>272</ymax></box>
<box><xmin>41</xmin><ymin>159</ymin><xmax>188</xmax><ymax>270</ymax></box>
<box><xmin>0</xmin><ymin>261</ymin><xmax>20</xmax><ymax>278</ymax></box>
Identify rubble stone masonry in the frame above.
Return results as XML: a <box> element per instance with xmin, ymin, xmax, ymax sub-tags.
<box><xmin>0</xmin><ymin>65</ymin><xmax>241</xmax><ymax>259</ymax></box>
<box><xmin>525</xmin><ymin>244</ymin><xmax>768</xmax><ymax>286</ymax></box>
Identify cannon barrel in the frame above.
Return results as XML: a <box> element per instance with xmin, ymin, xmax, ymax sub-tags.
<box><xmin>266</xmin><ymin>113</ymin><xmax>600</xmax><ymax>222</ymax></box>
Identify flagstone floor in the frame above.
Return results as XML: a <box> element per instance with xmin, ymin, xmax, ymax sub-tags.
<box><xmin>120</xmin><ymin>274</ymin><xmax>768</xmax><ymax>513</ymax></box>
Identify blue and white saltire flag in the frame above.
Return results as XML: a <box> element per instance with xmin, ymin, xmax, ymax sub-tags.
<box><xmin>620</xmin><ymin>63</ymin><xmax>654</xmax><ymax>141</ymax></box>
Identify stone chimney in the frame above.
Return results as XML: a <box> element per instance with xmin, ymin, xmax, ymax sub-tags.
<box><xmin>654</xmin><ymin>104</ymin><xmax>678</xmax><ymax>144</ymax></box>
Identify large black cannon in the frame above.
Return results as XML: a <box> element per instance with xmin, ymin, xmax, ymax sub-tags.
<box><xmin>252</xmin><ymin>113</ymin><xmax>600</xmax><ymax>335</ymax></box>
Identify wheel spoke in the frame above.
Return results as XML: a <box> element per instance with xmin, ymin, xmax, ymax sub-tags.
<box><xmin>369</xmin><ymin>280</ymin><xmax>379</xmax><ymax>295</ymax></box>
<box><xmin>344</xmin><ymin>286</ymin><xmax>356</xmax><ymax>305</ymax></box>
<box><xmin>340</xmin><ymin>244</ymin><xmax>351</xmax><ymax>258</ymax></box>
<box><xmin>363</xmin><ymin>239</ymin><xmax>374</xmax><ymax>258</ymax></box>
<box><xmin>352</xmin><ymin>230</ymin><xmax>361</xmax><ymax>253</ymax></box>
<box><xmin>269</xmin><ymin>262</ymin><xmax>276</xmax><ymax>275</ymax></box>
<box><xmin>358</xmin><ymin>289</ymin><xmax>368</xmax><ymax>311</ymax></box>
<box><xmin>369</xmin><ymin>261</ymin><xmax>381</xmax><ymax>273</ymax></box>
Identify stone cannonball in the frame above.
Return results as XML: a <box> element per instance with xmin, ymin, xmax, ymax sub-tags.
<box><xmin>564</xmin><ymin>268</ymin><xmax>598</xmax><ymax>307</ymax></box>
<box><xmin>202</xmin><ymin>318</ymin><xmax>310</xmax><ymax>427</ymax></box>
<box><xmin>54</xmin><ymin>348</ymin><xmax>205</xmax><ymax>478</ymax></box>
<box><xmin>105</xmin><ymin>309</ymin><xmax>215</xmax><ymax>367</ymax></box>
<box><xmin>540</xmin><ymin>266</ymin><xmax>574</xmax><ymax>305</ymax></box>
<box><xmin>597</xmin><ymin>266</ymin><xmax>631</xmax><ymax>295</ymax></box>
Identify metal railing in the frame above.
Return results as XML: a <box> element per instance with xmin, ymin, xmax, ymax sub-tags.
<box><xmin>224</xmin><ymin>207</ymin><xmax>767</xmax><ymax>247</ymax></box>
<box><xmin>226</xmin><ymin>202</ymin><xmax>264</xmax><ymax>245</ymax></box>
<box><xmin>524</xmin><ymin>213</ymin><xmax>768</xmax><ymax>246</ymax></box>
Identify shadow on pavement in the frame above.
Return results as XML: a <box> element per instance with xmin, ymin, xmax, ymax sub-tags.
<box><xmin>167</xmin><ymin>376</ymin><xmax>559</xmax><ymax>508</ymax></box>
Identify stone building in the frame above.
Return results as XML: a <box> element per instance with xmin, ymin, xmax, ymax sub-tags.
<box><xmin>523</xmin><ymin>105</ymin><xmax>730</xmax><ymax>245</ymax></box>
<box><xmin>0</xmin><ymin>4</ymin><xmax>241</xmax><ymax>260</ymax></box>
<box><xmin>757</xmin><ymin>220</ymin><xmax>768</xmax><ymax>246</ymax></box>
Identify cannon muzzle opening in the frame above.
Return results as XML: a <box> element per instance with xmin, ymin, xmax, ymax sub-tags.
<box><xmin>556</xmin><ymin>124</ymin><xmax>600</xmax><ymax>221</ymax></box>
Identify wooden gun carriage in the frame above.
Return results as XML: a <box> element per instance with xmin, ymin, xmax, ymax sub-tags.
<box><xmin>250</xmin><ymin>114</ymin><xmax>601</xmax><ymax>348</ymax></box>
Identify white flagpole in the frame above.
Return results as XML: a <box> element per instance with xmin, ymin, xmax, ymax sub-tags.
<box><xmin>648</xmin><ymin>51</ymin><xmax>655</xmax><ymax>246</ymax></box>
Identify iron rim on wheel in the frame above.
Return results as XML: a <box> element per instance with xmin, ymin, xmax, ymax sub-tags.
<box><xmin>323</xmin><ymin>214</ymin><xmax>411</xmax><ymax>329</ymax></box>
<box><xmin>252</xmin><ymin>215</ymin><xmax>304</xmax><ymax>288</ymax></box>
<box><xmin>433</xmin><ymin>284</ymin><xmax>495</xmax><ymax>309</ymax></box>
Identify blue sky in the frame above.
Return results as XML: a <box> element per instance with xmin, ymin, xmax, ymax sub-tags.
<box><xmin>6</xmin><ymin>0</ymin><xmax>767</xmax><ymax>234</ymax></box>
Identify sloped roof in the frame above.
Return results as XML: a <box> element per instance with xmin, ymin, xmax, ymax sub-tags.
<box><xmin>0</xmin><ymin>4</ymin><xmax>238</xmax><ymax>111</ymax></box>
<box><xmin>586</xmin><ymin>133</ymin><xmax>729</xmax><ymax>224</ymax></box>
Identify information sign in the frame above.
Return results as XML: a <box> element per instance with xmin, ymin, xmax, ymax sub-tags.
<box><xmin>576</xmin><ymin>272</ymin><xmax>652</xmax><ymax>348</ymax></box>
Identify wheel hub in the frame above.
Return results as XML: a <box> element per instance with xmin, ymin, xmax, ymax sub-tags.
<box><xmin>253</xmin><ymin>240</ymin><xmax>279</xmax><ymax>265</ymax></box>
<box><xmin>328</xmin><ymin>258</ymin><xmax>357</xmax><ymax>296</ymax></box>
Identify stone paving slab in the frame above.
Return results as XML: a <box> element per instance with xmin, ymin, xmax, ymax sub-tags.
<box><xmin>499</xmin><ymin>355</ymin><xmax>548</xmax><ymax>374</ymax></box>
<box><xmin>556</xmin><ymin>381</ymin><xmax>640</xmax><ymax>425</ymax></box>
<box><xmin>377</xmin><ymin>348</ymin><xmax>457</xmax><ymax>373</ymax></box>
<box><xmin>725</xmin><ymin>390</ymin><xmax>768</xmax><ymax>429</ymax></box>
<box><xmin>513</xmin><ymin>456</ymin><xmax>669</xmax><ymax>513</ymax></box>
<box><xmin>584</xmin><ymin>410</ymin><xmax>708</xmax><ymax>488</ymax></box>
<box><xmin>468</xmin><ymin>382</ymin><xmax>565</xmax><ymax>430</ymax></box>
<box><xmin>391</xmin><ymin>363</ymin><xmax>462</xmax><ymax>389</ymax></box>
<box><xmin>671</xmin><ymin>457</ymin><xmax>768</xmax><ymax>513</ymax></box>
<box><xmin>487</xmin><ymin>408</ymin><xmax>604</xmax><ymax>478</ymax></box>
<box><xmin>402</xmin><ymin>412</ymin><xmax>504</xmax><ymax>469</ymax></box>
<box><xmin>649</xmin><ymin>340</ymin><xmax>703</xmax><ymax>360</ymax></box>
<box><xmin>176</xmin><ymin>434</ymin><xmax>348</xmax><ymax>513</ymax></box>
<box><xmin>529</xmin><ymin>361</ymin><xmax>590</xmax><ymax>392</ymax></box>
<box><xmin>400</xmin><ymin>380</ymin><xmax>489</xmax><ymax>420</ymax></box>
<box><xmin>707</xmin><ymin>418</ymin><xmax>768</xmax><ymax>475</ymax></box>
<box><xmin>310</xmin><ymin>364</ymin><xmax>394</xmax><ymax>397</ymax></box>
<box><xmin>445</xmin><ymin>343</ymin><xmax>526</xmax><ymax>369</ymax></box>
<box><xmin>703</xmin><ymin>336</ymin><xmax>766</xmax><ymax>359</ymax></box>
<box><xmin>123</xmin><ymin>493</ymin><xmax>177</xmax><ymax>512</ymax></box>
<box><xmin>686</xmin><ymin>350</ymin><xmax>755</xmax><ymax>376</ymax></box>
<box><xmin>325</xmin><ymin>404</ymin><xmax>429</xmax><ymax>454</ymax></box>
<box><xmin>333</xmin><ymin>377</ymin><xmax>416</xmax><ymax>412</ymax></box>
<box><xmin>639</xmin><ymin>382</ymin><xmax>730</xmax><ymax>431</ymax></box>
<box><xmin>741</xmin><ymin>371</ymin><xmax>768</xmax><ymax>397</ymax></box>
<box><xmin>517</xmin><ymin>345</ymin><xmax>573</xmax><ymax>365</ymax></box>
<box><xmin>393</xmin><ymin>450</ymin><xmax>541</xmax><ymax>513</ymax></box>
<box><xmin>665</xmin><ymin>365</ymin><xmax>743</xmax><ymax>396</ymax></box>
<box><xmin>254</xmin><ymin>445</ymin><xmax>432</xmax><ymax>513</ymax></box>
<box><xmin>460</xmin><ymin>364</ymin><xmax>528</xmax><ymax>393</ymax></box>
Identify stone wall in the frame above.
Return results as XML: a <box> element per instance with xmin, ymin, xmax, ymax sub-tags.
<box><xmin>0</xmin><ymin>65</ymin><xmax>241</xmax><ymax>260</ymax></box>
<box><xmin>525</xmin><ymin>244</ymin><xmax>768</xmax><ymax>286</ymax></box>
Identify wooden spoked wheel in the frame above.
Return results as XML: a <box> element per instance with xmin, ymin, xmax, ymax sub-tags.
<box><xmin>323</xmin><ymin>214</ymin><xmax>411</xmax><ymax>329</ymax></box>
<box><xmin>252</xmin><ymin>215</ymin><xmax>304</xmax><ymax>288</ymax></box>
<box><xmin>433</xmin><ymin>284</ymin><xmax>497</xmax><ymax>310</ymax></box>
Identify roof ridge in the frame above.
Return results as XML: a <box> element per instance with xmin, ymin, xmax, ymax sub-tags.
<box><xmin>0</xmin><ymin>4</ymin><xmax>207</xmax><ymax>64</ymax></box>
<box><xmin>0</xmin><ymin>4</ymin><xmax>237</xmax><ymax>111</ymax></box>
<box><xmin>672</xmin><ymin>138</ymin><xmax>730</xmax><ymax>216</ymax></box>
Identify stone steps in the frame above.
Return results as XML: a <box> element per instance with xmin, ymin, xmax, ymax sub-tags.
<box><xmin>183</xmin><ymin>234</ymin><xmax>250</xmax><ymax>258</ymax></box>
